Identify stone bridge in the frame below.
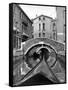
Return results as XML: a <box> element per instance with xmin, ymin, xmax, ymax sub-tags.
<box><xmin>22</xmin><ymin>38</ymin><xmax>65</xmax><ymax>55</ymax></box>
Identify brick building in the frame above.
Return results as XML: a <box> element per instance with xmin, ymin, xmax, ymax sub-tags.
<box><xmin>32</xmin><ymin>15</ymin><xmax>53</xmax><ymax>39</ymax></box>
<box><xmin>13</xmin><ymin>4</ymin><xmax>33</xmax><ymax>50</ymax></box>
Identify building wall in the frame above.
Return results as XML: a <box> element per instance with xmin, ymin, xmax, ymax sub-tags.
<box><xmin>56</xmin><ymin>7</ymin><xmax>66</xmax><ymax>43</ymax></box>
<box><xmin>13</xmin><ymin>4</ymin><xmax>22</xmax><ymax>49</ymax></box>
<box><xmin>13</xmin><ymin>4</ymin><xmax>22</xmax><ymax>32</ymax></box>
<box><xmin>13</xmin><ymin>4</ymin><xmax>33</xmax><ymax>49</ymax></box>
<box><xmin>32</xmin><ymin>15</ymin><xmax>53</xmax><ymax>39</ymax></box>
<box><xmin>20</xmin><ymin>10</ymin><xmax>33</xmax><ymax>39</ymax></box>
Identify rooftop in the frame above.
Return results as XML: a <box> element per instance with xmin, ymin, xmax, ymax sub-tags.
<box><xmin>32</xmin><ymin>14</ymin><xmax>53</xmax><ymax>21</ymax></box>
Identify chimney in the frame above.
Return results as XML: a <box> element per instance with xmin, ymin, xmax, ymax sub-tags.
<box><xmin>36</xmin><ymin>14</ymin><xmax>38</xmax><ymax>17</ymax></box>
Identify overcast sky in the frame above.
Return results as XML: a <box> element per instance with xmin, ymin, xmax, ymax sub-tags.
<box><xmin>19</xmin><ymin>5</ymin><xmax>57</xmax><ymax>19</ymax></box>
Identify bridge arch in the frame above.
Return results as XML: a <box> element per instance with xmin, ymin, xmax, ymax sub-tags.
<box><xmin>24</xmin><ymin>42</ymin><xmax>57</xmax><ymax>55</ymax></box>
<box><xmin>22</xmin><ymin>38</ymin><xmax>64</xmax><ymax>55</ymax></box>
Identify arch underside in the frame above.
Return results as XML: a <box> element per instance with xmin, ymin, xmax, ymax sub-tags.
<box><xmin>25</xmin><ymin>43</ymin><xmax>57</xmax><ymax>69</ymax></box>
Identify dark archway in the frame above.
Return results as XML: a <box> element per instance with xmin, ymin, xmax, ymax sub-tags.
<box><xmin>37</xmin><ymin>48</ymin><xmax>49</xmax><ymax>62</ymax></box>
<box><xmin>25</xmin><ymin>44</ymin><xmax>57</xmax><ymax>68</ymax></box>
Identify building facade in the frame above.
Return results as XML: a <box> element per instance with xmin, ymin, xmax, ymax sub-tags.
<box><xmin>13</xmin><ymin>4</ymin><xmax>33</xmax><ymax>50</ymax></box>
<box><xmin>32</xmin><ymin>15</ymin><xmax>53</xmax><ymax>39</ymax></box>
<box><xmin>56</xmin><ymin>7</ymin><xmax>66</xmax><ymax>43</ymax></box>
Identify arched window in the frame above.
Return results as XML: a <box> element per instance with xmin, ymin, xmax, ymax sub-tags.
<box><xmin>43</xmin><ymin>17</ymin><xmax>45</xmax><ymax>20</ymax></box>
<box><xmin>39</xmin><ymin>23</ymin><xmax>41</xmax><ymax>31</ymax></box>
<box><xmin>39</xmin><ymin>17</ymin><xmax>41</xmax><ymax>21</ymax></box>
<box><xmin>39</xmin><ymin>33</ymin><xmax>41</xmax><ymax>37</ymax></box>
<box><xmin>43</xmin><ymin>23</ymin><xmax>45</xmax><ymax>31</ymax></box>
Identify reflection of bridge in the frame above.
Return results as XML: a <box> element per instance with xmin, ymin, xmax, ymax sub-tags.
<box><xmin>13</xmin><ymin>38</ymin><xmax>65</xmax><ymax>86</ymax></box>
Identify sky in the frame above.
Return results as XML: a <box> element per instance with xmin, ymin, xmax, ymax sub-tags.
<box><xmin>19</xmin><ymin>5</ymin><xmax>57</xmax><ymax>19</ymax></box>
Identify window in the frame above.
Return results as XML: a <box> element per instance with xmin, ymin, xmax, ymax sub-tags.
<box><xmin>22</xmin><ymin>22</ymin><xmax>28</xmax><ymax>32</ymax></box>
<box><xmin>32</xmin><ymin>32</ymin><xmax>34</xmax><ymax>38</ymax></box>
<box><xmin>43</xmin><ymin>23</ymin><xmax>45</xmax><ymax>30</ymax></box>
<box><xmin>43</xmin><ymin>33</ymin><xmax>45</xmax><ymax>37</ymax></box>
<box><xmin>39</xmin><ymin>33</ymin><xmax>41</xmax><ymax>37</ymax></box>
<box><xmin>17</xmin><ymin>31</ymin><xmax>19</xmax><ymax>34</ymax></box>
<box><xmin>15</xmin><ymin>21</ymin><xmax>18</xmax><ymax>28</ymax></box>
<box><xmin>53</xmin><ymin>32</ymin><xmax>55</xmax><ymax>40</ymax></box>
<box><xmin>15</xmin><ymin>21</ymin><xmax>18</xmax><ymax>25</ymax></box>
<box><xmin>23</xmin><ymin>25</ymin><xmax>27</xmax><ymax>30</ymax></box>
<box><xmin>13</xmin><ymin>35</ymin><xmax>16</xmax><ymax>48</ymax></box>
<box><xmin>19</xmin><ymin>38</ymin><xmax>21</xmax><ymax>48</ymax></box>
<box><xmin>53</xmin><ymin>23</ymin><xmax>55</xmax><ymax>26</ymax></box>
<box><xmin>32</xmin><ymin>34</ymin><xmax>34</xmax><ymax>38</ymax></box>
<box><xmin>39</xmin><ymin>17</ymin><xmax>41</xmax><ymax>21</ymax></box>
<box><xmin>53</xmin><ymin>23</ymin><xmax>55</xmax><ymax>29</ymax></box>
<box><xmin>20</xmin><ymin>12</ymin><xmax>21</xmax><ymax>18</ymax></box>
<box><xmin>22</xmin><ymin>24</ymin><xmax>23</xmax><ymax>31</ymax></box>
<box><xmin>21</xmin><ymin>12</ymin><xmax>22</xmax><ymax>19</ymax></box>
<box><xmin>39</xmin><ymin>23</ymin><xmax>41</xmax><ymax>31</ymax></box>
<box><xmin>13</xmin><ymin>36</ymin><xmax>18</xmax><ymax>49</ymax></box>
<box><xmin>16</xmin><ymin>37</ymin><xmax>18</xmax><ymax>49</ymax></box>
<box><xmin>43</xmin><ymin>17</ymin><xmax>45</xmax><ymax>20</ymax></box>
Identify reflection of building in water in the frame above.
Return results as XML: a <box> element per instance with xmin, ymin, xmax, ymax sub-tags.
<box><xmin>56</xmin><ymin>7</ymin><xmax>66</xmax><ymax>43</ymax></box>
<box><xmin>13</xmin><ymin>4</ymin><xmax>33</xmax><ymax>49</ymax></box>
<box><xmin>32</xmin><ymin>15</ymin><xmax>53</xmax><ymax>39</ymax></box>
